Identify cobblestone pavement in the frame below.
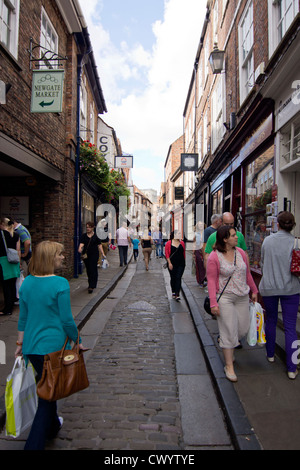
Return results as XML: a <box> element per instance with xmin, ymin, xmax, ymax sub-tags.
<box><xmin>0</xmin><ymin>251</ymin><xmax>233</xmax><ymax>452</ymax></box>
<box><xmin>49</xmin><ymin>259</ymin><xmax>182</xmax><ymax>450</ymax></box>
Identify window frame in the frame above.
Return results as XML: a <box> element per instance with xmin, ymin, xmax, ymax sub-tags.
<box><xmin>40</xmin><ymin>7</ymin><xmax>58</xmax><ymax>69</ymax></box>
<box><xmin>0</xmin><ymin>0</ymin><xmax>20</xmax><ymax>58</ymax></box>
<box><xmin>268</xmin><ymin>0</ymin><xmax>299</xmax><ymax>57</ymax></box>
<box><xmin>238</xmin><ymin>0</ymin><xmax>254</xmax><ymax>104</ymax></box>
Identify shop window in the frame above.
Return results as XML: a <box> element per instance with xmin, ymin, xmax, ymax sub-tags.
<box><xmin>82</xmin><ymin>190</ymin><xmax>94</xmax><ymax>229</ymax></box>
<box><xmin>244</xmin><ymin>147</ymin><xmax>274</xmax><ymax>269</ymax></box>
<box><xmin>212</xmin><ymin>187</ymin><xmax>223</xmax><ymax>215</ymax></box>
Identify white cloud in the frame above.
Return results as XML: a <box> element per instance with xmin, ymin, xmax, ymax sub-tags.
<box><xmin>79</xmin><ymin>0</ymin><xmax>206</xmax><ymax>191</ymax></box>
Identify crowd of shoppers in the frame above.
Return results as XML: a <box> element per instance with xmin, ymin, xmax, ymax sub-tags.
<box><xmin>0</xmin><ymin>208</ymin><xmax>299</xmax><ymax>452</ymax></box>
<box><xmin>204</xmin><ymin>210</ymin><xmax>300</xmax><ymax>382</ymax></box>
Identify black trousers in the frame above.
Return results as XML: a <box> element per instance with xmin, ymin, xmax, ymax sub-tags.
<box><xmin>84</xmin><ymin>255</ymin><xmax>98</xmax><ymax>289</ymax></box>
<box><xmin>24</xmin><ymin>355</ymin><xmax>61</xmax><ymax>450</ymax></box>
<box><xmin>1</xmin><ymin>277</ymin><xmax>17</xmax><ymax>314</ymax></box>
<box><xmin>169</xmin><ymin>265</ymin><xmax>185</xmax><ymax>296</ymax></box>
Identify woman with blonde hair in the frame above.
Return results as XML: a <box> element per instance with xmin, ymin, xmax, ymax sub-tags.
<box><xmin>0</xmin><ymin>217</ymin><xmax>20</xmax><ymax>315</ymax></box>
<box><xmin>15</xmin><ymin>241</ymin><xmax>87</xmax><ymax>450</ymax></box>
<box><xmin>141</xmin><ymin>228</ymin><xmax>153</xmax><ymax>271</ymax></box>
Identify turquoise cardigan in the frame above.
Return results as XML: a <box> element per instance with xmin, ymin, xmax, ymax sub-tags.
<box><xmin>18</xmin><ymin>275</ymin><xmax>79</xmax><ymax>356</ymax></box>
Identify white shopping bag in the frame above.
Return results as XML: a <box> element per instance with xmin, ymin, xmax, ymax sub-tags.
<box><xmin>247</xmin><ymin>301</ymin><xmax>257</xmax><ymax>347</ymax></box>
<box><xmin>255</xmin><ymin>302</ymin><xmax>266</xmax><ymax>345</ymax></box>
<box><xmin>102</xmin><ymin>258</ymin><xmax>109</xmax><ymax>269</ymax></box>
<box><xmin>16</xmin><ymin>272</ymin><xmax>25</xmax><ymax>299</ymax></box>
<box><xmin>5</xmin><ymin>357</ymin><xmax>37</xmax><ymax>438</ymax></box>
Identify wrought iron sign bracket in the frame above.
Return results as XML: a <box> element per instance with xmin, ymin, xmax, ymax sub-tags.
<box><xmin>28</xmin><ymin>38</ymin><xmax>68</xmax><ymax>70</ymax></box>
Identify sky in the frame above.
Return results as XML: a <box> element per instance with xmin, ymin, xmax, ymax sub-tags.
<box><xmin>78</xmin><ymin>0</ymin><xmax>207</xmax><ymax>193</ymax></box>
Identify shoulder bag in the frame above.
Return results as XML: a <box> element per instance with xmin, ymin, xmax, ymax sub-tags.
<box><xmin>81</xmin><ymin>235</ymin><xmax>92</xmax><ymax>260</ymax></box>
<box><xmin>1</xmin><ymin>230</ymin><xmax>20</xmax><ymax>264</ymax></box>
<box><xmin>204</xmin><ymin>250</ymin><xmax>236</xmax><ymax>316</ymax></box>
<box><xmin>37</xmin><ymin>333</ymin><xmax>89</xmax><ymax>402</ymax></box>
<box><xmin>291</xmin><ymin>237</ymin><xmax>300</xmax><ymax>277</ymax></box>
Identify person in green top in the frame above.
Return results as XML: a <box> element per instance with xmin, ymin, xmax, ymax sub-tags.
<box><xmin>204</xmin><ymin>212</ymin><xmax>247</xmax><ymax>266</ymax></box>
<box><xmin>15</xmin><ymin>241</ymin><xmax>87</xmax><ymax>450</ymax></box>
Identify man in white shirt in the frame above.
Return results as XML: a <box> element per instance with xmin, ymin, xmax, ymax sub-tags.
<box><xmin>116</xmin><ymin>221</ymin><xmax>131</xmax><ymax>266</ymax></box>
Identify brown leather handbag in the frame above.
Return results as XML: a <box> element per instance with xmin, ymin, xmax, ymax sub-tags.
<box><xmin>37</xmin><ymin>334</ymin><xmax>89</xmax><ymax>402</ymax></box>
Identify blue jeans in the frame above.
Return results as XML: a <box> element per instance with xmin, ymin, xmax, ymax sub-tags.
<box><xmin>155</xmin><ymin>243</ymin><xmax>162</xmax><ymax>257</ymax></box>
<box><xmin>263</xmin><ymin>294</ymin><xmax>300</xmax><ymax>372</ymax></box>
<box><xmin>118</xmin><ymin>245</ymin><xmax>128</xmax><ymax>266</ymax></box>
<box><xmin>24</xmin><ymin>355</ymin><xmax>61</xmax><ymax>450</ymax></box>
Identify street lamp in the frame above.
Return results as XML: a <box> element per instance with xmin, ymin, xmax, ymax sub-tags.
<box><xmin>209</xmin><ymin>43</ymin><xmax>225</xmax><ymax>74</ymax></box>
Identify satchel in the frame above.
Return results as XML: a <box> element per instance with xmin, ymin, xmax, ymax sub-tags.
<box><xmin>204</xmin><ymin>250</ymin><xmax>236</xmax><ymax>316</ymax></box>
<box><xmin>291</xmin><ymin>238</ymin><xmax>300</xmax><ymax>277</ymax></box>
<box><xmin>1</xmin><ymin>230</ymin><xmax>19</xmax><ymax>264</ymax></box>
<box><xmin>37</xmin><ymin>334</ymin><xmax>89</xmax><ymax>402</ymax></box>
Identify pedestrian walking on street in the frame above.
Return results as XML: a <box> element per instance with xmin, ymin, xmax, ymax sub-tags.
<box><xmin>153</xmin><ymin>227</ymin><xmax>163</xmax><ymax>258</ymax></box>
<box><xmin>116</xmin><ymin>220</ymin><xmax>131</xmax><ymax>266</ymax></box>
<box><xmin>97</xmin><ymin>218</ymin><xmax>111</xmax><ymax>260</ymax></box>
<box><xmin>0</xmin><ymin>217</ymin><xmax>20</xmax><ymax>316</ymax></box>
<box><xmin>132</xmin><ymin>236</ymin><xmax>140</xmax><ymax>261</ymax></box>
<box><xmin>78</xmin><ymin>221</ymin><xmax>105</xmax><ymax>293</ymax></box>
<box><xmin>13</xmin><ymin>219</ymin><xmax>32</xmax><ymax>277</ymax></box>
<box><xmin>206</xmin><ymin>225</ymin><xmax>258</xmax><ymax>382</ymax></box>
<box><xmin>165</xmin><ymin>230</ymin><xmax>186</xmax><ymax>301</ymax></box>
<box><xmin>203</xmin><ymin>214</ymin><xmax>222</xmax><ymax>254</ymax></box>
<box><xmin>141</xmin><ymin>229</ymin><xmax>153</xmax><ymax>271</ymax></box>
<box><xmin>193</xmin><ymin>221</ymin><xmax>206</xmax><ymax>286</ymax></box>
<box><xmin>15</xmin><ymin>241</ymin><xmax>87</xmax><ymax>450</ymax></box>
<box><xmin>259</xmin><ymin>211</ymin><xmax>300</xmax><ymax>379</ymax></box>
<box><xmin>204</xmin><ymin>212</ymin><xmax>248</xmax><ymax>267</ymax></box>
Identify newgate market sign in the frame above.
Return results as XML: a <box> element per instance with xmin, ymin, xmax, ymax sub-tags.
<box><xmin>31</xmin><ymin>69</ymin><xmax>64</xmax><ymax>113</ymax></box>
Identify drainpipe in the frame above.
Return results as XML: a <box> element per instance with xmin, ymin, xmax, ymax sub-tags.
<box><xmin>74</xmin><ymin>53</ymin><xmax>83</xmax><ymax>278</ymax></box>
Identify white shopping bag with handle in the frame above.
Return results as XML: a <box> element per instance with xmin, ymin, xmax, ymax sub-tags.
<box><xmin>5</xmin><ymin>357</ymin><xmax>37</xmax><ymax>437</ymax></box>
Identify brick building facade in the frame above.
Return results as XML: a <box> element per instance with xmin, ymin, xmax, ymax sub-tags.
<box><xmin>182</xmin><ymin>0</ymin><xmax>300</xmax><ymax>282</ymax></box>
<box><xmin>0</xmin><ymin>0</ymin><xmax>107</xmax><ymax>277</ymax></box>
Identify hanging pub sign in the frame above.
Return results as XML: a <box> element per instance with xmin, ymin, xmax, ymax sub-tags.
<box><xmin>115</xmin><ymin>155</ymin><xmax>133</xmax><ymax>169</ymax></box>
<box><xmin>31</xmin><ymin>69</ymin><xmax>64</xmax><ymax>113</ymax></box>
<box><xmin>181</xmin><ymin>153</ymin><xmax>198</xmax><ymax>172</ymax></box>
<box><xmin>175</xmin><ymin>186</ymin><xmax>184</xmax><ymax>200</ymax></box>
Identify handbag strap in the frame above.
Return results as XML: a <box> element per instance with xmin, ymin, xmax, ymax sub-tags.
<box><xmin>168</xmin><ymin>242</ymin><xmax>182</xmax><ymax>261</ymax></box>
<box><xmin>217</xmin><ymin>249</ymin><xmax>237</xmax><ymax>301</ymax></box>
<box><xmin>1</xmin><ymin>230</ymin><xmax>8</xmax><ymax>254</ymax></box>
<box><xmin>60</xmin><ymin>332</ymin><xmax>80</xmax><ymax>357</ymax></box>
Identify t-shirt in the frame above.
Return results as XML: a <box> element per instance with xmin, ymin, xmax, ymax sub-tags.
<box><xmin>204</xmin><ymin>226</ymin><xmax>217</xmax><ymax>243</ymax></box>
<box><xmin>14</xmin><ymin>224</ymin><xmax>31</xmax><ymax>255</ymax></box>
<box><xmin>80</xmin><ymin>233</ymin><xmax>102</xmax><ymax>257</ymax></box>
<box><xmin>205</xmin><ymin>230</ymin><xmax>247</xmax><ymax>254</ymax></box>
<box><xmin>132</xmin><ymin>239</ymin><xmax>140</xmax><ymax>249</ymax></box>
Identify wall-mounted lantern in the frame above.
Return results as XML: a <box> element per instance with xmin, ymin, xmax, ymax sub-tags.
<box><xmin>209</xmin><ymin>43</ymin><xmax>225</xmax><ymax>74</ymax></box>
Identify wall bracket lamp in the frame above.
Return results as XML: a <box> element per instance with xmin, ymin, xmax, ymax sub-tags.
<box><xmin>209</xmin><ymin>43</ymin><xmax>225</xmax><ymax>74</ymax></box>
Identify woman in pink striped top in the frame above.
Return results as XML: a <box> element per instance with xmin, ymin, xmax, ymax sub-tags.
<box><xmin>206</xmin><ymin>225</ymin><xmax>258</xmax><ymax>382</ymax></box>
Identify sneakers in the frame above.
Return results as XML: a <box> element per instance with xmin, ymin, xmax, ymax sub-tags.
<box><xmin>267</xmin><ymin>356</ymin><xmax>275</xmax><ymax>363</ymax></box>
<box><xmin>288</xmin><ymin>370</ymin><xmax>298</xmax><ymax>380</ymax></box>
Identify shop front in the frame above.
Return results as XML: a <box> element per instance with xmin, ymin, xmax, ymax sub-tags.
<box><xmin>209</xmin><ymin>108</ymin><xmax>275</xmax><ymax>281</ymax></box>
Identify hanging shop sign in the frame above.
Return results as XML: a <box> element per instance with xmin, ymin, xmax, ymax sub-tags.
<box><xmin>31</xmin><ymin>69</ymin><xmax>64</xmax><ymax>113</ymax></box>
<box><xmin>175</xmin><ymin>186</ymin><xmax>184</xmax><ymax>200</ymax></box>
<box><xmin>181</xmin><ymin>153</ymin><xmax>198</xmax><ymax>172</ymax></box>
<box><xmin>115</xmin><ymin>155</ymin><xmax>133</xmax><ymax>169</ymax></box>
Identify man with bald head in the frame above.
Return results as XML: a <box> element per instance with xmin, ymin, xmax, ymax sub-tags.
<box><xmin>204</xmin><ymin>212</ymin><xmax>247</xmax><ymax>266</ymax></box>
